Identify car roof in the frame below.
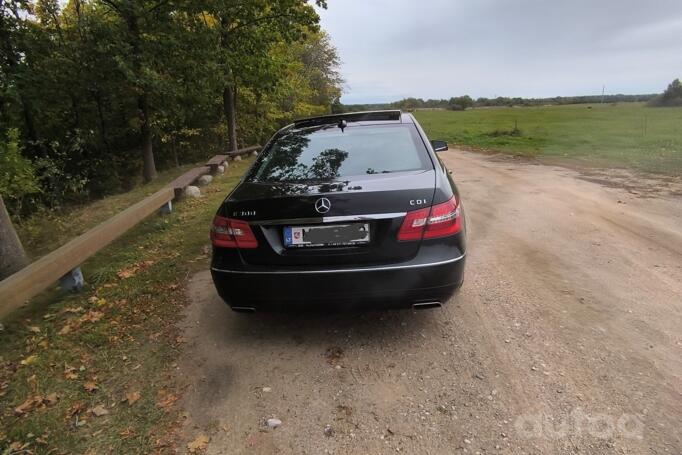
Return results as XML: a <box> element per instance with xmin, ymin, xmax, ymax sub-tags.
<box><xmin>291</xmin><ymin>110</ymin><xmax>414</xmax><ymax>130</ymax></box>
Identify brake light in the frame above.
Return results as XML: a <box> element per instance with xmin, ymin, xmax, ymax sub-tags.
<box><xmin>397</xmin><ymin>207</ymin><xmax>430</xmax><ymax>241</ymax></box>
<box><xmin>210</xmin><ymin>216</ymin><xmax>258</xmax><ymax>248</ymax></box>
<box><xmin>397</xmin><ymin>196</ymin><xmax>461</xmax><ymax>241</ymax></box>
<box><xmin>424</xmin><ymin>197</ymin><xmax>461</xmax><ymax>239</ymax></box>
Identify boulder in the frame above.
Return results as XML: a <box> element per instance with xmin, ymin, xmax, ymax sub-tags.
<box><xmin>251</xmin><ymin>151</ymin><xmax>259</xmax><ymax>157</ymax></box>
<box><xmin>233</xmin><ymin>155</ymin><xmax>242</xmax><ymax>161</ymax></box>
<box><xmin>184</xmin><ymin>186</ymin><xmax>201</xmax><ymax>199</ymax></box>
<box><xmin>216</xmin><ymin>164</ymin><xmax>226</xmax><ymax>174</ymax></box>
<box><xmin>197</xmin><ymin>175</ymin><xmax>213</xmax><ymax>186</ymax></box>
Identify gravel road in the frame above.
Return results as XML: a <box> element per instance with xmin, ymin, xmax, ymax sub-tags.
<box><xmin>177</xmin><ymin>150</ymin><xmax>682</xmax><ymax>454</ymax></box>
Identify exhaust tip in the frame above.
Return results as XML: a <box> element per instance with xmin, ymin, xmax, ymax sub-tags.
<box><xmin>412</xmin><ymin>301</ymin><xmax>442</xmax><ymax>310</ymax></box>
<box><xmin>231</xmin><ymin>306</ymin><xmax>256</xmax><ymax>314</ymax></box>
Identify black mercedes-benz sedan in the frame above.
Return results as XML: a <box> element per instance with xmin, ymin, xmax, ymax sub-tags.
<box><xmin>210</xmin><ymin>110</ymin><xmax>466</xmax><ymax>312</ymax></box>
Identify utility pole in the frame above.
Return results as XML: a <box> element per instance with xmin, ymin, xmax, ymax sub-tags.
<box><xmin>601</xmin><ymin>85</ymin><xmax>606</xmax><ymax>104</ymax></box>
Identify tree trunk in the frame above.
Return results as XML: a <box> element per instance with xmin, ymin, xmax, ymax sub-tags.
<box><xmin>95</xmin><ymin>88</ymin><xmax>109</xmax><ymax>150</ymax></box>
<box><xmin>223</xmin><ymin>84</ymin><xmax>238</xmax><ymax>152</ymax></box>
<box><xmin>138</xmin><ymin>93</ymin><xmax>157</xmax><ymax>182</ymax></box>
<box><xmin>127</xmin><ymin>13</ymin><xmax>156</xmax><ymax>182</ymax></box>
<box><xmin>0</xmin><ymin>195</ymin><xmax>28</xmax><ymax>280</ymax></box>
<box><xmin>172</xmin><ymin>137</ymin><xmax>180</xmax><ymax>168</ymax></box>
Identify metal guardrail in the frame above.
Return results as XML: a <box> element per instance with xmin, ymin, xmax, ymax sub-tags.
<box><xmin>0</xmin><ymin>147</ymin><xmax>260</xmax><ymax>319</ymax></box>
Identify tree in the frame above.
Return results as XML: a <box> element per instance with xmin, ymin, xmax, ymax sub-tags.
<box><xmin>0</xmin><ymin>194</ymin><xmax>28</xmax><ymax>279</ymax></box>
<box><xmin>202</xmin><ymin>0</ymin><xmax>323</xmax><ymax>150</ymax></box>
<box><xmin>0</xmin><ymin>0</ymin><xmax>342</xmax><ymax>218</ymax></box>
<box><xmin>447</xmin><ymin>95</ymin><xmax>473</xmax><ymax>111</ymax></box>
<box><xmin>649</xmin><ymin>78</ymin><xmax>682</xmax><ymax>107</ymax></box>
<box><xmin>96</xmin><ymin>0</ymin><xmax>185</xmax><ymax>182</ymax></box>
<box><xmin>1</xmin><ymin>0</ymin><xmax>39</xmax><ymax>142</ymax></box>
<box><xmin>0</xmin><ymin>129</ymin><xmax>36</xmax><ymax>278</ymax></box>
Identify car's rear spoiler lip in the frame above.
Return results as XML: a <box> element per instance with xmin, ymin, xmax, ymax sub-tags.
<box><xmin>293</xmin><ymin>110</ymin><xmax>402</xmax><ymax>128</ymax></box>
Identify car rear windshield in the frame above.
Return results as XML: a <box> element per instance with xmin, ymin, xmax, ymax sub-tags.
<box><xmin>249</xmin><ymin>124</ymin><xmax>432</xmax><ymax>183</ymax></box>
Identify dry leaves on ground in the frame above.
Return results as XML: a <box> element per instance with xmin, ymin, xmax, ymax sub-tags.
<box><xmin>87</xmin><ymin>296</ymin><xmax>107</xmax><ymax>307</ymax></box>
<box><xmin>13</xmin><ymin>394</ymin><xmax>59</xmax><ymax>416</ymax></box>
<box><xmin>58</xmin><ymin>309</ymin><xmax>105</xmax><ymax>337</ymax></box>
<box><xmin>64</xmin><ymin>365</ymin><xmax>78</xmax><ymax>380</ymax></box>
<box><xmin>116</xmin><ymin>260</ymin><xmax>155</xmax><ymax>279</ymax></box>
<box><xmin>124</xmin><ymin>390</ymin><xmax>141</xmax><ymax>405</ymax></box>
<box><xmin>156</xmin><ymin>390</ymin><xmax>178</xmax><ymax>409</ymax></box>
<box><xmin>80</xmin><ymin>310</ymin><xmax>104</xmax><ymax>324</ymax></box>
<box><xmin>83</xmin><ymin>381</ymin><xmax>99</xmax><ymax>393</ymax></box>
<box><xmin>187</xmin><ymin>434</ymin><xmax>209</xmax><ymax>453</ymax></box>
<box><xmin>19</xmin><ymin>355</ymin><xmax>39</xmax><ymax>366</ymax></box>
<box><xmin>90</xmin><ymin>405</ymin><xmax>109</xmax><ymax>417</ymax></box>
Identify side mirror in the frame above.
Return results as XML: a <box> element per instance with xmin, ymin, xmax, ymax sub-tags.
<box><xmin>431</xmin><ymin>140</ymin><xmax>448</xmax><ymax>152</ymax></box>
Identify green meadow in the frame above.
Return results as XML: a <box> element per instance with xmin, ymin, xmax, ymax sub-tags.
<box><xmin>414</xmin><ymin>103</ymin><xmax>682</xmax><ymax>175</ymax></box>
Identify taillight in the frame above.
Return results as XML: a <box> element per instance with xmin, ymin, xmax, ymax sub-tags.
<box><xmin>397</xmin><ymin>196</ymin><xmax>461</xmax><ymax>241</ymax></box>
<box><xmin>397</xmin><ymin>208</ymin><xmax>430</xmax><ymax>241</ymax></box>
<box><xmin>423</xmin><ymin>197</ymin><xmax>461</xmax><ymax>239</ymax></box>
<box><xmin>210</xmin><ymin>216</ymin><xmax>258</xmax><ymax>248</ymax></box>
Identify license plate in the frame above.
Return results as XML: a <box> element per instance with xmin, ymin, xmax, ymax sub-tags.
<box><xmin>284</xmin><ymin>223</ymin><xmax>370</xmax><ymax>248</ymax></box>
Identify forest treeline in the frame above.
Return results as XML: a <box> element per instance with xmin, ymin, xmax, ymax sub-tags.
<box><xmin>0</xmin><ymin>0</ymin><xmax>342</xmax><ymax>217</ymax></box>
<box><xmin>341</xmin><ymin>93</ymin><xmax>660</xmax><ymax>113</ymax></box>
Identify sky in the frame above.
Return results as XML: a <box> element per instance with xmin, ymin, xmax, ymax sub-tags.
<box><xmin>316</xmin><ymin>0</ymin><xmax>682</xmax><ymax>104</ymax></box>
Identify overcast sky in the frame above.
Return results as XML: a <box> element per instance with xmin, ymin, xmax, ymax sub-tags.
<box><xmin>317</xmin><ymin>0</ymin><xmax>682</xmax><ymax>104</ymax></box>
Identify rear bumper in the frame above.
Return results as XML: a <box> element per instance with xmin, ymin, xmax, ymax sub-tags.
<box><xmin>210</xmin><ymin>253</ymin><xmax>465</xmax><ymax>311</ymax></box>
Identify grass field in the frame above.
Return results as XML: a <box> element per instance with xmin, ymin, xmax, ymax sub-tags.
<box><xmin>414</xmin><ymin>103</ymin><xmax>682</xmax><ymax>176</ymax></box>
<box><xmin>1</xmin><ymin>159</ymin><xmax>253</xmax><ymax>454</ymax></box>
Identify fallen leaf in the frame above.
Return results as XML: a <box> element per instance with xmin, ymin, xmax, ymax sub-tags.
<box><xmin>64</xmin><ymin>365</ymin><xmax>78</xmax><ymax>380</ymax></box>
<box><xmin>20</xmin><ymin>355</ymin><xmax>38</xmax><ymax>366</ymax></box>
<box><xmin>80</xmin><ymin>310</ymin><xmax>104</xmax><ymax>324</ymax></box>
<box><xmin>83</xmin><ymin>381</ymin><xmax>99</xmax><ymax>393</ymax></box>
<box><xmin>117</xmin><ymin>268</ymin><xmax>135</xmax><ymax>279</ymax></box>
<box><xmin>28</xmin><ymin>326</ymin><xmax>41</xmax><ymax>333</ymax></box>
<box><xmin>116</xmin><ymin>261</ymin><xmax>155</xmax><ymax>279</ymax></box>
<box><xmin>14</xmin><ymin>396</ymin><xmax>42</xmax><ymax>416</ymax></box>
<box><xmin>64</xmin><ymin>306</ymin><xmax>85</xmax><ymax>314</ymax></box>
<box><xmin>45</xmin><ymin>393</ymin><xmax>59</xmax><ymax>406</ymax></box>
<box><xmin>90</xmin><ymin>405</ymin><xmax>109</xmax><ymax>417</ymax></box>
<box><xmin>59</xmin><ymin>323</ymin><xmax>74</xmax><ymax>335</ymax></box>
<box><xmin>187</xmin><ymin>434</ymin><xmax>209</xmax><ymax>453</ymax></box>
<box><xmin>156</xmin><ymin>390</ymin><xmax>178</xmax><ymax>409</ymax></box>
<box><xmin>119</xmin><ymin>427</ymin><xmax>136</xmax><ymax>439</ymax></box>
<box><xmin>69</xmin><ymin>401</ymin><xmax>85</xmax><ymax>416</ymax></box>
<box><xmin>9</xmin><ymin>442</ymin><xmax>28</xmax><ymax>451</ymax></box>
<box><xmin>124</xmin><ymin>390</ymin><xmax>141</xmax><ymax>405</ymax></box>
<box><xmin>36</xmin><ymin>435</ymin><xmax>49</xmax><ymax>445</ymax></box>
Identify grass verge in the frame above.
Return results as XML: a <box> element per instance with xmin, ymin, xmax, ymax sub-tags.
<box><xmin>16</xmin><ymin>164</ymin><xmax>199</xmax><ymax>260</ymax></box>
<box><xmin>0</xmin><ymin>158</ymin><xmax>252</xmax><ymax>455</ymax></box>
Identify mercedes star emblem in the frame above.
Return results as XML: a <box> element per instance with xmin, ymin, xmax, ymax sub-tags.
<box><xmin>315</xmin><ymin>197</ymin><xmax>331</xmax><ymax>214</ymax></box>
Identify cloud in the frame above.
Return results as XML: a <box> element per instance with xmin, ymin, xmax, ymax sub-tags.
<box><xmin>318</xmin><ymin>0</ymin><xmax>682</xmax><ymax>103</ymax></box>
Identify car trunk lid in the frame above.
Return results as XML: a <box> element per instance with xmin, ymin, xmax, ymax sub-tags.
<box><xmin>224</xmin><ymin>170</ymin><xmax>436</xmax><ymax>267</ymax></box>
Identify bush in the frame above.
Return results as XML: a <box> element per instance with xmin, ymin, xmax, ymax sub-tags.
<box><xmin>0</xmin><ymin>129</ymin><xmax>40</xmax><ymax>214</ymax></box>
<box><xmin>648</xmin><ymin>79</ymin><xmax>682</xmax><ymax>107</ymax></box>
